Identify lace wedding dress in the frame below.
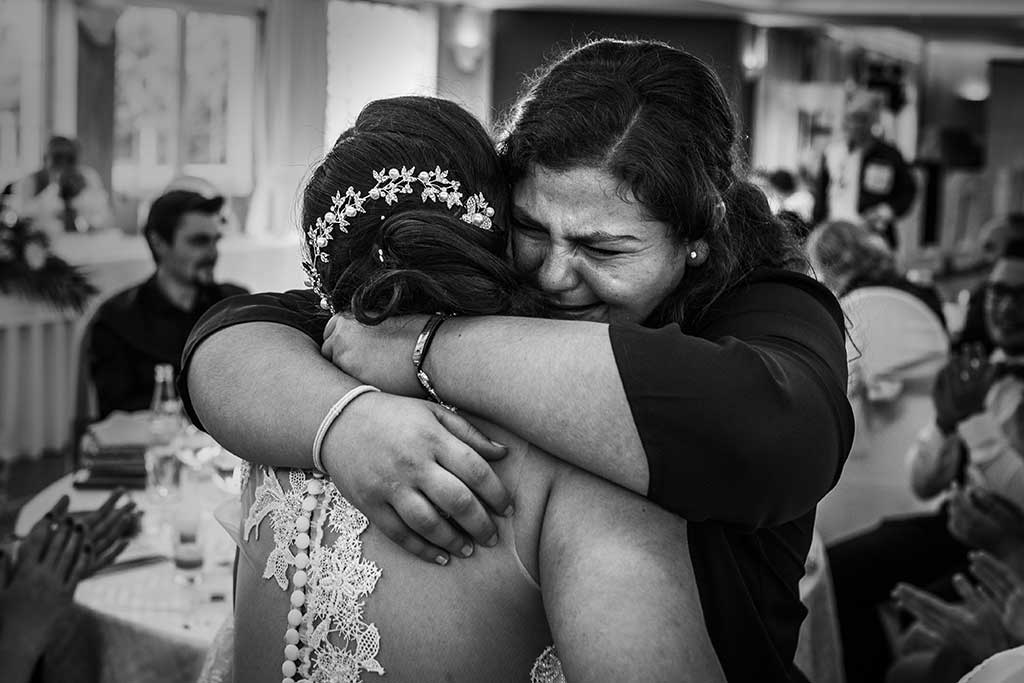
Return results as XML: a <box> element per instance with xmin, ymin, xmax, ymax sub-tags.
<box><xmin>200</xmin><ymin>462</ymin><xmax>565</xmax><ymax>683</ymax></box>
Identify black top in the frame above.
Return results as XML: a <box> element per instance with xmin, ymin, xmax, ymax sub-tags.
<box><xmin>179</xmin><ymin>268</ymin><xmax>853</xmax><ymax>683</ymax></box>
<box><xmin>89</xmin><ymin>275</ymin><xmax>248</xmax><ymax>418</ymax></box>
<box><xmin>812</xmin><ymin>137</ymin><xmax>918</xmax><ymax>225</ymax></box>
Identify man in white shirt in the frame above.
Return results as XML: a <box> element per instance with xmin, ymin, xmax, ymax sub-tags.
<box><xmin>813</xmin><ymin>91</ymin><xmax>917</xmax><ymax>250</ymax></box>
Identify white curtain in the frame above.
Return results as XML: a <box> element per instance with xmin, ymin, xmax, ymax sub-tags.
<box><xmin>245</xmin><ymin>0</ymin><xmax>328</xmax><ymax>237</ymax></box>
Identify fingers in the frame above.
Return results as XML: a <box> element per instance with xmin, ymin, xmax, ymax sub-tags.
<box><xmin>893</xmin><ymin>583</ymin><xmax>960</xmax><ymax>628</ymax></box>
<box><xmin>433</xmin><ymin>417</ymin><xmax>513</xmax><ymax>516</ymax></box>
<box><xmin>55</xmin><ymin>523</ymin><xmax>86</xmax><ymax>586</ymax></box>
<box><xmin>87</xmin><ymin>499</ymin><xmax>138</xmax><ymax>556</ymax></box>
<box><xmin>434</xmin><ymin>408</ymin><xmax>509</xmax><ymax>462</ymax></box>
<box><xmin>952</xmin><ymin>573</ymin><xmax>990</xmax><ymax>613</ymax></box>
<box><xmin>970</xmin><ymin>551</ymin><xmax>1018</xmax><ymax>603</ymax></box>
<box><xmin>393</xmin><ymin>489</ymin><xmax>474</xmax><ymax>561</ymax></box>
<box><xmin>69</xmin><ymin>539</ymin><xmax>93</xmax><ymax>587</ymax></box>
<box><xmin>87</xmin><ymin>537</ymin><xmax>129</xmax><ymax>576</ymax></box>
<box><xmin>375</xmin><ymin>504</ymin><xmax>451</xmax><ymax>567</ymax></box>
<box><xmin>422</xmin><ymin>467</ymin><xmax>500</xmax><ymax>552</ymax></box>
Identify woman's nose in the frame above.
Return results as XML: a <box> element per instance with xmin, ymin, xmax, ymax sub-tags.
<box><xmin>535</xmin><ymin>248</ymin><xmax>578</xmax><ymax>294</ymax></box>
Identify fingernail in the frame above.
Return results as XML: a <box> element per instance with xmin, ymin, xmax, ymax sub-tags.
<box><xmin>435</xmin><ymin>554</ymin><xmax>448</xmax><ymax>566</ymax></box>
<box><xmin>502</xmin><ymin>504</ymin><xmax>515</xmax><ymax>517</ymax></box>
<box><xmin>485</xmin><ymin>534</ymin><xmax>498</xmax><ymax>548</ymax></box>
<box><xmin>489</xmin><ymin>440</ymin><xmax>506</xmax><ymax>448</ymax></box>
<box><xmin>461</xmin><ymin>544</ymin><xmax>473</xmax><ymax>557</ymax></box>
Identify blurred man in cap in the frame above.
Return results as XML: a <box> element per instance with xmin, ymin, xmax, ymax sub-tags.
<box><xmin>89</xmin><ymin>190</ymin><xmax>248</xmax><ymax>417</ymax></box>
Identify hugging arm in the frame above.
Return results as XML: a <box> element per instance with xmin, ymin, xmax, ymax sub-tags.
<box><xmin>539</xmin><ymin>465</ymin><xmax>725</xmax><ymax>682</ymax></box>
<box><xmin>327</xmin><ymin>278</ymin><xmax>853</xmax><ymax>526</ymax></box>
<box><xmin>184</xmin><ymin>305</ymin><xmax>513</xmax><ymax>565</ymax></box>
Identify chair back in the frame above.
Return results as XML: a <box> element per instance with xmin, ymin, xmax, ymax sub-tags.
<box><xmin>817</xmin><ymin>286</ymin><xmax>950</xmax><ymax>544</ymax></box>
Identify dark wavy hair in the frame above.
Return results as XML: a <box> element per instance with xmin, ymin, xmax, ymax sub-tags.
<box><xmin>498</xmin><ymin>38</ymin><xmax>807</xmax><ymax>327</ymax></box>
<box><xmin>302</xmin><ymin>96</ymin><xmax>546</xmax><ymax>323</ymax></box>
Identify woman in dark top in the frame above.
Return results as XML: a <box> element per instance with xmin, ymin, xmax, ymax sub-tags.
<box><xmin>184</xmin><ymin>40</ymin><xmax>853</xmax><ymax>682</ymax></box>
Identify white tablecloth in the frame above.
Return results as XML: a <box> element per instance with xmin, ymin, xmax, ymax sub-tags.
<box><xmin>15</xmin><ymin>472</ymin><xmax>237</xmax><ymax>683</ymax></box>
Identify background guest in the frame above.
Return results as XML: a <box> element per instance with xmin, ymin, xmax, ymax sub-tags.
<box><xmin>3</xmin><ymin>136</ymin><xmax>113</xmax><ymax>237</ymax></box>
<box><xmin>89</xmin><ymin>190</ymin><xmax>248</xmax><ymax>418</ymax></box>
<box><xmin>828</xmin><ymin>238</ymin><xmax>1024</xmax><ymax>683</ymax></box>
<box><xmin>812</xmin><ymin>91</ymin><xmax>917</xmax><ymax>250</ymax></box>
<box><xmin>955</xmin><ymin>214</ymin><xmax>1024</xmax><ymax>354</ymax></box>
<box><xmin>767</xmin><ymin>168</ymin><xmax>815</xmax><ymax>224</ymax></box>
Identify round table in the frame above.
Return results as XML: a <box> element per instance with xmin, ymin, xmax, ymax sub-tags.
<box><xmin>15</xmin><ymin>471</ymin><xmax>238</xmax><ymax>683</ymax></box>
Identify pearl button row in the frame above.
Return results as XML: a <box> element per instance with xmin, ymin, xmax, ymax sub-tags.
<box><xmin>281</xmin><ymin>474</ymin><xmax>325</xmax><ymax>683</ymax></box>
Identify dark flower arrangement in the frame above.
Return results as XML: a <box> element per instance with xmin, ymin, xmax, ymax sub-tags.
<box><xmin>0</xmin><ymin>209</ymin><xmax>97</xmax><ymax>311</ymax></box>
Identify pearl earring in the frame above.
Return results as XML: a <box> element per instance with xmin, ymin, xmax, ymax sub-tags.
<box><xmin>689</xmin><ymin>250</ymin><xmax>698</xmax><ymax>260</ymax></box>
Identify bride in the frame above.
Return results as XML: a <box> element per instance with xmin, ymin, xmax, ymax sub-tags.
<box><xmin>219</xmin><ymin>96</ymin><xmax>724</xmax><ymax>682</ymax></box>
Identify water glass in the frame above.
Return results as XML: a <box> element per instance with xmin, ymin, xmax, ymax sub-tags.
<box><xmin>145</xmin><ymin>444</ymin><xmax>182</xmax><ymax>502</ymax></box>
<box><xmin>171</xmin><ymin>505</ymin><xmax>205</xmax><ymax>584</ymax></box>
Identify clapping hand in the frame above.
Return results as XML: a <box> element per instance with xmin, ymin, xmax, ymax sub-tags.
<box><xmin>892</xmin><ymin>575</ymin><xmax>1012</xmax><ymax>664</ymax></box>
<box><xmin>948</xmin><ymin>486</ymin><xmax>1024</xmax><ymax>557</ymax></box>
<box><xmin>0</xmin><ymin>496</ymin><xmax>91</xmax><ymax>648</ymax></box>
<box><xmin>970</xmin><ymin>551</ymin><xmax>1024</xmax><ymax>643</ymax></box>
<box><xmin>78</xmin><ymin>489</ymin><xmax>139</xmax><ymax>576</ymax></box>
<box><xmin>933</xmin><ymin>345</ymin><xmax>995</xmax><ymax>434</ymax></box>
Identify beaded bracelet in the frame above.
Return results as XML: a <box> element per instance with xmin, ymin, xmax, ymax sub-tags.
<box><xmin>412</xmin><ymin>314</ymin><xmax>456</xmax><ymax>412</ymax></box>
<box><xmin>312</xmin><ymin>385</ymin><xmax>381</xmax><ymax>474</ymax></box>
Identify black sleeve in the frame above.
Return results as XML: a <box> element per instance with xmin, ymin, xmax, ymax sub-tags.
<box><xmin>179</xmin><ymin>289</ymin><xmax>329</xmax><ymax>430</ymax></box>
<box><xmin>609</xmin><ymin>272</ymin><xmax>854</xmax><ymax>528</ymax></box>
<box><xmin>812</xmin><ymin>154</ymin><xmax>829</xmax><ymax>225</ymax></box>
<box><xmin>888</xmin><ymin>148</ymin><xmax>917</xmax><ymax>218</ymax></box>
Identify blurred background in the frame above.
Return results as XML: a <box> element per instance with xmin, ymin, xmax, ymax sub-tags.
<box><xmin>1</xmin><ymin>0</ymin><xmax>1023</xmax><ymax>494</ymax></box>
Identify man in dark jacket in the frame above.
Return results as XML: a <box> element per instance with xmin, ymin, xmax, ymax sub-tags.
<box><xmin>813</xmin><ymin>91</ymin><xmax>917</xmax><ymax>249</ymax></box>
<box><xmin>89</xmin><ymin>190</ymin><xmax>248</xmax><ymax>417</ymax></box>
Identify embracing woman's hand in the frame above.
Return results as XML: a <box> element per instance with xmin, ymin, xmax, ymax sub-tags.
<box><xmin>321</xmin><ymin>391</ymin><xmax>513</xmax><ymax>566</ymax></box>
<box><xmin>322</xmin><ymin>314</ymin><xmax>427</xmax><ymax>395</ymax></box>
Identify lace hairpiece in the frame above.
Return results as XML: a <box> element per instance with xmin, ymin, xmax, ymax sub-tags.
<box><xmin>303</xmin><ymin>166</ymin><xmax>495</xmax><ymax>312</ymax></box>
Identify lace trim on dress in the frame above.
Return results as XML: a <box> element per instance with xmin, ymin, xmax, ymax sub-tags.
<box><xmin>243</xmin><ymin>466</ymin><xmax>384</xmax><ymax>681</ymax></box>
<box><xmin>530</xmin><ymin>646</ymin><xmax>565</xmax><ymax>683</ymax></box>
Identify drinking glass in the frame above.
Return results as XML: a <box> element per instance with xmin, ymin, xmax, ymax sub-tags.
<box><xmin>171</xmin><ymin>504</ymin><xmax>205</xmax><ymax>584</ymax></box>
<box><xmin>145</xmin><ymin>444</ymin><xmax>182</xmax><ymax>502</ymax></box>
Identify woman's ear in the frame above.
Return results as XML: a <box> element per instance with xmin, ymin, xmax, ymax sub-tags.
<box><xmin>686</xmin><ymin>239</ymin><xmax>709</xmax><ymax>267</ymax></box>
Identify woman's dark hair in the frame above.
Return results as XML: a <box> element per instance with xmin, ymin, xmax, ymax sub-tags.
<box><xmin>498</xmin><ymin>38</ymin><xmax>806</xmax><ymax>327</ymax></box>
<box><xmin>302</xmin><ymin>96</ymin><xmax>545</xmax><ymax>323</ymax></box>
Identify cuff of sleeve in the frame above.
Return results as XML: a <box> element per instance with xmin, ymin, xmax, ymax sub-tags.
<box><xmin>958</xmin><ymin>412</ymin><xmax>1004</xmax><ymax>463</ymax></box>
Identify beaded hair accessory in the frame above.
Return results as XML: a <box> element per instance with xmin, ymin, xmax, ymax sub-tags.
<box><xmin>303</xmin><ymin>166</ymin><xmax>495</xmax><ymax>312</ymax></box>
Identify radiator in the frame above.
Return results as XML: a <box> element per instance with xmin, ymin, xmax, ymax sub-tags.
<box><xmin>0</xmin><ymin>295</ymin><xmax>80</xmax><ymax>460</ymax></box>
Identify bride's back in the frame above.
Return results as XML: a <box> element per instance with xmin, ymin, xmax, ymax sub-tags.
<box><xmin>233</xmin><ymin>433</ymin><xmax>560</xmax><ymax>683</ymax></box>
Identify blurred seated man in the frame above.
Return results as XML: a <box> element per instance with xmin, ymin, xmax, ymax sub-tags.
<box><xmin>829</xmin><ymin>238</ymin><xmax>1024</xmax><ymax>683</ymax></box>
<box><xmin>955</xmin><ymin>214</ymin><xmax>1024</xmax><ymax>355</ymax></box>
<box><xmin>812</xmin><ymin>90</ymin><xmax>917</xmax><ymax>250</ymax></box>
<box><xmin>89</xmin><ymin>190</ymin><xmax>248</xmax><ymax>418</ymax></box>
<box><xmin>5</xmin><ymin>136</ymin><xmax>113</xmax><ymax>237</ymax></box>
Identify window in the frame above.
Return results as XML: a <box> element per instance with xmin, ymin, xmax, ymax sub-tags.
<box><xmin>325</xmin><ymin>1</ymin><xmax>438</xmax><ymax>148</ymax></box>
<box><xmin>113</xmin><ymin>5</ymin><xmax>256</xmax><ymax>198</ymax></box>
<box><xmin>0</xmin><ymin>0</ymin><xmax>44</xmax><ymax>189</ymax></box>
